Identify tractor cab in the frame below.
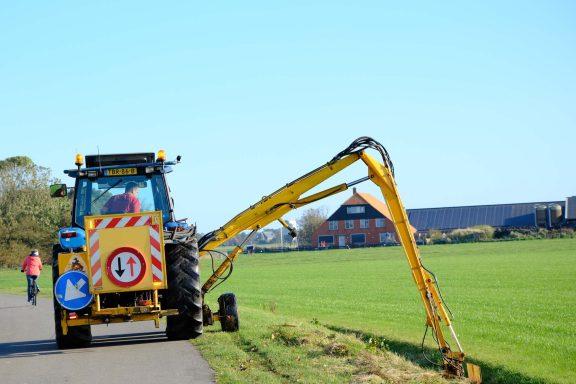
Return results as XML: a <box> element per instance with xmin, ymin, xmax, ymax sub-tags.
<box><xmin>50</xmin><ymin>151</ymin><xmax>186</xmax><ymax>250</ymax></box>
<box><xmin>72</xmin><ymin>174</ymin><xmax>171</xmax><ymax>228</ymax></box>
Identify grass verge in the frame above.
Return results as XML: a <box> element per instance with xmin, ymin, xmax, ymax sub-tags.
<box><xmin>193</xmin><ymin>306</ymin><xmax>456</xmax><ymax>384</ymax></box>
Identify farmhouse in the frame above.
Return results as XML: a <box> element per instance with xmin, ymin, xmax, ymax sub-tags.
<box><xmin>312</xmin><ymin>189</ymin><xmax>576</xmax><ymax>248</ymax></box>
<box><xmin>311</xmin><ymin>188</ymin><xmax>416</xmax><ymax>248</ymax></box>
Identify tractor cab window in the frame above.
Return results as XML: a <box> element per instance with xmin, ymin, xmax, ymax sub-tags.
<box><xmin>74</xmin><ymin>174</ymin><xmax>171</xmax><ymax>228</ymax></box>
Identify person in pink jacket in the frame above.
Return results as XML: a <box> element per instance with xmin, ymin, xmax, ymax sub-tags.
<box><xmin>21</xmin><ymin>249</ymin><xmax>43</xmax><ymax>302</ymax></box>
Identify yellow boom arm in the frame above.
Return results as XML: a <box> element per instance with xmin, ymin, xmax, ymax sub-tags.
<box><xmin>198</xmin><ymin>137</ymin><xmax>471</xmax><ymax>378</ymax></box>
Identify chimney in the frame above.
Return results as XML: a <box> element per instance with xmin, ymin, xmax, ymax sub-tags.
<box><xmin>353</xmin><ymin>187</ymin><xmax>357</xmax><ymax>195</ymax></box>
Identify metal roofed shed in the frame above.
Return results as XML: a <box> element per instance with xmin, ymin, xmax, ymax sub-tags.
<box><xmin>406</xmin><ymin>201</ymin><xmax>566</xmax><ymax>233</ymax></box>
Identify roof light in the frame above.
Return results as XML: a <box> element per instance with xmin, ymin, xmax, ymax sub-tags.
<box><xmin>157</xmin><ymin>149</ymin><xmax>166</xmax><ymax>162</ymax></box>
<box><xmin>75</xmin><ymin>153</ymin><xmax>84</xmax><ymax>167</ymax></box>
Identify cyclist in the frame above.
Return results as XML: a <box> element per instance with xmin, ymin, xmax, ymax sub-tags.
<box><xmin>21</xmin><ymin>249</ymin><xmax>43</xmax><ymax>303</ymax></box>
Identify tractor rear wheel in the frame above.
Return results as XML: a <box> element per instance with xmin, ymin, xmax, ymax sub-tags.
<box><xmin>165</xmin><ymin>239</ymin><xmax>203</xmax><ymax>340</ymax></box>
<box><xmin>218</xmin><ymin>293</ymin><xmax>239</xmax><ymax>332</ymax></box>
<box><xmin>52</xmin><ymin>245</ymin><xmax>92</xmax><ymax>349</ymax></box>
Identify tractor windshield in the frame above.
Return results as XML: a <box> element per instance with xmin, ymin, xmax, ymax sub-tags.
<box><xmin>73</xmin><ymin>174</ymin><xmax>171</xmax><ymax>228</ymax></box>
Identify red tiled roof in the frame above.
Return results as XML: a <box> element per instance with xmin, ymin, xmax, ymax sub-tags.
<box><xmin>342</xmin><ymin>192</ymin><xmax>391</xmax><ymax>217</ymax></box>
<box><xmin>342</xmin><ymin>191</ymin><xmax>417</xmax><ymax>233</ymax></box>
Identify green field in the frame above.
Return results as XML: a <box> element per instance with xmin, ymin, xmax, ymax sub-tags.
<box><xmin>2</xmin><ymin>239</ymin><xmax>574</xmax><ymax>383</ymax></box>
<box><xmin>0</xmin><ymin>267</ymin><xmax>53</xmax><ymax>297</ymax></box>
<box><xmin>200</xmin><ymin>238</ymin><xmax>576</xmax><ymax>384</ymax></box>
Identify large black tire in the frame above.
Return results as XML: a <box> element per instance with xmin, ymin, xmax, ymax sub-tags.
<box><xmin>52</xmin><ymin>245</ymin><xmax>92</xmax><ymax>349</ymax></box>
<box><xmin>218</xmin><ymin>293</ymin><xmax>239</xmax><ymax>332</ymax></box>
<box><xmin>165</xmin><ymin>239</ymin><xmax>203</xmax><ymax>340</ymax></box>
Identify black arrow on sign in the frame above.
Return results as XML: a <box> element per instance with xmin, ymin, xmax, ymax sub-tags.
<box><xmin>115</xmin><ymin>257</ymin><xmax>125</xmax><ymax>277</ymax></box>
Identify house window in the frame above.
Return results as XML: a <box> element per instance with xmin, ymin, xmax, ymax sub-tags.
<box><xmin>318</xmin><ymin>235</ymin><xmax>334</xmax><ymax>247</ymax></box>
<box><xmin>350</xmin><ymin>233</ymin><xmax>366</xmax><ymax>244</ymax></box>
<box><xmin>380</xmin><ymin>232</ymin><xmax>395</xmax><ymax>243</ymax></box>
<box><xmin>375</xmin><ymin>218</ymin><xmax>385</xmax><ymax>228</ymax></box>
<box><xmin>328</xmin><ymin>221</ymin><xmax>338</xmax><ymax>230</ymax></box>
<box><xmin>347</xmin><ymin>206</ymin><xmax>365</xmax><ymax>214</ymax></box>
<box><xmin>345</xmin><ymin>220</ymin><xmax>354</xmax><ymax>229</ymax></box>
<box><xmin>360</xmin><ymin>219</ymin><xmax>369</xmax><ymax>228</ymax></box>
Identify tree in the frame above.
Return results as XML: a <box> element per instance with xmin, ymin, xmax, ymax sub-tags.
<box><xmin>0</xmin><ymin>156</ymin><xmax>71</xmax><ymax>267</ymax></box>
<box><xmin>296</xmin><ymin>207</ymin><xmax>328</xmax><ymax>248</ymax></box>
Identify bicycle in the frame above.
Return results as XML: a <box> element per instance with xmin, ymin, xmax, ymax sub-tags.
<box><xmin>29</xmin><ymin>278</ymin><xmax>39</xmax><ymax>306</ymax></box>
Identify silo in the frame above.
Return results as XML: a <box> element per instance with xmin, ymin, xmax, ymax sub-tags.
<box><xmin>566</xmin><ymin>196</ymin><xmax>576</xmax><ymax>221</ymax></box>
<box><xmin>534</xmin><ymin>205</ymin><xmax>547</xmax><ymax>227</ymax></box>
<box><xmin>549</xmin><ymin>204</ymin><xmax>563</xmax><ymax>227</ymax></box>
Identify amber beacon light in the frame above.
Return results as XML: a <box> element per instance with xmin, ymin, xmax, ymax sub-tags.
<box><xmin>75</xmin><ymin>153</ymin><xmax>83</xmax><ymax>167</ymax></box>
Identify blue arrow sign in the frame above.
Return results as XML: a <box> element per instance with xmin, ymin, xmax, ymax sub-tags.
<box><xmin>54</xmin><ymin>271</ymin><xmax>93</xmax><ymax>311</ymax></box>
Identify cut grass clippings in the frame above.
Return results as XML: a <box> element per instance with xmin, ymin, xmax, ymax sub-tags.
<box><xmin>192</xmin><ymin>306</ymin><xmax>457</xmax><ymax>384</ymax></box>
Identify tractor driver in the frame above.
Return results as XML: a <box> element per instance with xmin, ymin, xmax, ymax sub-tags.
<box><xmin>101</xmin><ymin>181</ymin><xmax>141</xmax><ymax>214</ymax></box>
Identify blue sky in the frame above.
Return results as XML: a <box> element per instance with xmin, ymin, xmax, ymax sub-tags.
<box><xmin>1</xmin><ymin>1</ymin><xmax>575</xmax><ymax>233</ymax></box>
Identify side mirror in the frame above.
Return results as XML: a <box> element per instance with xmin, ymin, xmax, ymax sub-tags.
<box><xmin>50</xmin><ymin>184</ymin><xmax>67</xmax><ymax>198</ymax></box>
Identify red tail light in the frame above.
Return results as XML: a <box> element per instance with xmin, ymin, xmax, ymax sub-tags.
<box><xmin>68</xmin><ymin>312</ymin><xmax>78</xmax><ymax>320</ymax></box>
<box><xmin>62</xmin><ymin>231</ymin><xmax>77</xmax><ymax>239</ymax></box>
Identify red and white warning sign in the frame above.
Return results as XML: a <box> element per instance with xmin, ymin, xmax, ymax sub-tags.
<box><xmin>86</xmin><ymin>212</ymin><xmax>166</xmax><ymax>292</ymax></box>
<box><xmin>105</xmin><ymin>247</ymin><xmax>146</xmax><ymax>287</ymax></box>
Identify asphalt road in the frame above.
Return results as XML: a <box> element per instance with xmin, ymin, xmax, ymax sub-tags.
<box><xmin>0</xmin><ymin>294</ymin><xmax>215</xmax><ymax>384</ymax></box>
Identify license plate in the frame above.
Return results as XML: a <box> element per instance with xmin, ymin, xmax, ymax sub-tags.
<box><xmin>106</xmin><ymin>168</ymin><xmax>137</xmax><ymax>176</ymax></box>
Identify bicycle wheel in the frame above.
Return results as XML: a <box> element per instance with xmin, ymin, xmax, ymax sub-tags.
<box><xmin>31</xmin><ymin>281</ymin><xmax>38</xmax><ymax>306</ymax></box>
